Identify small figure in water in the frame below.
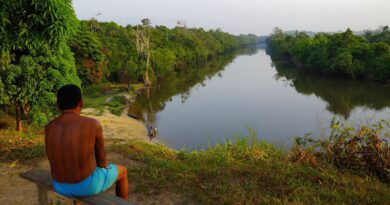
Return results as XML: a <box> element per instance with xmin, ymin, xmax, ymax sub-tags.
<box><xmin>45</xmin><ymin>85</ymin><xmax>129</xmax><ymax>204</ymax></box>
<box><xmin>147</xmin><ymin>126</ymin><xmax>158</xmax><ymax>140</ymax></box>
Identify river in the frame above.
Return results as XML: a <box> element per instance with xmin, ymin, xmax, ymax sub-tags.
<box><xmin>130</xmin><ymin>48</ymin><xmax>390</xmax><ymax>149</ymax></box>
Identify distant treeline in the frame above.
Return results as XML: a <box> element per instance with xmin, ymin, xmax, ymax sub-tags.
<box><xmin>69</xmin><ymin>20</ymin><xmax>261</xmax><ymax>85</ymax></box>
<box><xmin>266</xmin><ymin>27</ymin><xmax>390</xmax><ymax>81</ymax></box>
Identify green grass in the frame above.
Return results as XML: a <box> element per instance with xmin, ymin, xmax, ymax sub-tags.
<box><xmin>82</xmin><ymin>83</ymin><xmax>136</xmax><ymax>116</ymax></box>
<box><xmin>110</xmin><ymin>128</ymin><xmax>390</xmax><ymax>204</ymax></box>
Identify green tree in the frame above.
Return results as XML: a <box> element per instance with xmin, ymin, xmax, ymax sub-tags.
<box><xmin>1</xmin><ymin>55</ymin><xmax>49</xmax><ymax>130</ymax></box>
<box><xmin>77</xmin><ymin>19</ymin><xmax>259</xmax><ymax>85</ymax></box>
<box><xmin>152</xmin><ymin>48</ymin><xmax>176</xmax><ymax>78</ymax></box>
<box><xmin>135</xmin><ymin>20</ymin><xmax>153</xmax><ymax>86</ymax></box>
<box><xmin>0</xmin><ymin>0</ymin><xmax>80</xmax><ymax>131</ymax></box>
<box><xmin>69</xmin><ymin>26</ymin><xmax>106</xmax><ymax>84</ymax></box>
<box><xmin>267</xmin><ymin>28</ymin><xmax>390</xmax><ymax>81</ymax></box>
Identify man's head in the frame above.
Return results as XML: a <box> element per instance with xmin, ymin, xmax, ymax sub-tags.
<box><xmin>57</xmin><ymin>84</ymin><xmax>83</xmax><ymax>111</ymax></box>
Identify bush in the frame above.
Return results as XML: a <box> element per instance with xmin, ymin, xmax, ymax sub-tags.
<box><xmin>295</xmin><ymin>118</ymin><xmax>390</xmax><ymax>182</ymax></box>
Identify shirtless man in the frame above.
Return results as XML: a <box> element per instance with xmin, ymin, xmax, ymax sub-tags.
<box><xmin>45</xmin><ymin>85</ymin><xmax>128</xmax><ymax>203</ymax></box>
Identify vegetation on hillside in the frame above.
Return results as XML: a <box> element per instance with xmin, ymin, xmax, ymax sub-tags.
<box><xmin>267</xmin><ymin>27</ymin><xmax>390</xmax><ymax>81</ymax></box>
<box><xmin>365</xmin><ymin>25</ymin><xmax>390</xmax><ymax>44</ymax></box>
<box><xmin>69</xmin><ymin>20</ymin><xmax>260</xmax><ymax>86</ymax></box>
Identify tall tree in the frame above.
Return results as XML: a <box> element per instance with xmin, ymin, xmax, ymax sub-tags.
<box><xmin>135</xmin><ymin>19</ymin><xmax>152</xmax><ymax>86</ymax></box>
<box><xmin>0</xmin><ymin>0</ymin><xmax>80</xmax><ymax>132</ymax></box>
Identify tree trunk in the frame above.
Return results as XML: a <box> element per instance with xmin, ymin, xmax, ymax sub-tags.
<box><xmin>144</xmin><ymin>55</ymin><xmax>152</xmax><ymax>86</ymax></box>
<box><xmin>14</xmin><ymin>100</ymin><xmax>22</xmax><ymax>133</ymax></box>
<box><xmin>127</xmin><ymin>78</ymin><xmax>131</xmax><ymax>91</ymax></box>
<box><xmin>144</xmin><ymin>69</ymin><xmax>151</xmax><ymax>86</ymax></box>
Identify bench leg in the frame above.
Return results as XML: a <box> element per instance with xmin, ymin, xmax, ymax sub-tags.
<box><xmin>37</xmin><ymin>185</ymin><xmax>49</xmax><ymax>205</ymax></box>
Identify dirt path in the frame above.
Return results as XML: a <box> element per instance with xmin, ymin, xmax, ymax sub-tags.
<box><xmin>0</xmin><ymin>153</ymin><xmax>185</xmax><ymax>205</ymax></box>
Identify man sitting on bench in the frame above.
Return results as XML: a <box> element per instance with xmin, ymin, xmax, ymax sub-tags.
<box><xmin>45</xmin><ymin>85</ymin><xmax>129</xmax><ymax>203</ymax></box>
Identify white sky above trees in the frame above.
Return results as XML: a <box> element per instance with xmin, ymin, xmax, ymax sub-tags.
<box><xmin>72</xmin><ymin>0</ymin><xmax>390</xmax><ymax>35</ymax></box>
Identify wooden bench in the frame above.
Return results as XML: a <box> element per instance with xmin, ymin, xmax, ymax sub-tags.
<box><xmin>20</xmin><ymin>168</ymin><xmax>134</xmax><ymax>205</ymax></box>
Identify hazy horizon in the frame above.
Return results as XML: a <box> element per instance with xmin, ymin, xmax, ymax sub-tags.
<box><xmin>73</xmin><ymin>0</ymin><xmax>390</xmax><ymax>35</ymax></box>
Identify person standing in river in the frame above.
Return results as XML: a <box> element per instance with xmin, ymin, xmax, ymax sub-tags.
<box><xmin>45</xmin><ymin>85</ymin><xmax>129</xmax><ymax>204</ymax></box>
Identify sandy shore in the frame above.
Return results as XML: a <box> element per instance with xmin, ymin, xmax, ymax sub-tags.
<box><xmin>82</xmin><ymin>108</ymin><xmax>148</xmax><ymax>140</ymax></box>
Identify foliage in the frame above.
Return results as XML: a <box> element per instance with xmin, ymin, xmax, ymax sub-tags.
<box><xmin>106</xmin><ymin>95</ymin><xmax>128</xmax><ymax>116</ymax></box>
<box><xmin>68</xmin><ymin>27</ymin><xmax>106</xmax><ymax>85</ymax></box>
<box><xmin>0</xmin><ymin>0</ymin><xmax>78</xmax><ymax>50</ymax></box>
<box><xmin>0</xmin><ymin>0</ymin><xmax>80</xmax><ymax>129</ymax></box>
<box><xmin>69</xmin><ymin>20</ymin><xmax>260</xmax><ymax>85</ymax></box>
<box><xmin>366</xmin><ymin>26</ymin><xmax>390</xmax><ymax>45</ymax></box>
<box><xmin>0</xmin><ymin>54</ymin><xmax>48</xmax><ymax>129</ymax></box>
<box><xmin>267</xmin><ymin>27</ymin><xmax>390</xmax><ymax>80</ymax></box>
<box><xmin>82</xmin><ymin>84</ymin><xmax>131</xmax><ymax>116</ymax></box>
<box><xmin>295</xmin><ymin>119</ymin><xmax>390</xmax><ymax>183</ymax></box>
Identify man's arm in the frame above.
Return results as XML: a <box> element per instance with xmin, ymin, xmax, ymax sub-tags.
<box><xmin>94</xmin><ymin>121</ymin><xmax>107</xmax><ymax>168</ymax></box>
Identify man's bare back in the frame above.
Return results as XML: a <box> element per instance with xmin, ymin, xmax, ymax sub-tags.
<box><xmin>44</xmin><ymin>85</ymin><xmax>128</xmax><ymax>201</ymax></box>
<box><xmin>45</xmin><ymin>111</ymin><xmax>106</xmax><ymax>183</ymax></box>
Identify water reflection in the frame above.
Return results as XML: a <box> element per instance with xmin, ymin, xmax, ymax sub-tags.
<box><xmin>128</xmin><ymin>49</ymin><xmax>389</xmax><ymax>148</ymax></box>
<box><xmin>128</xmin><ymin>47</ymin><xmax>259</xmax><ymax>126</ymax></box>
<box><xmin>273</xmin><ymin>62</ymin><xmax>390</xmax><ymax>118</ymax></box>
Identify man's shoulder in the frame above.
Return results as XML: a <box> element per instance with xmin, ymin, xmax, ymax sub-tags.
<box><xmin>45</xmin><ymin>116</ymin><xmax>60</xmax><ymax>132</ymax></box>
<box><xmin>79</xmin><ymin>116</ymin><xmax>102</xmax><ymax>128</ymax></box>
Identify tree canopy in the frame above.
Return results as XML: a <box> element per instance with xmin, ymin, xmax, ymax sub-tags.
<box><xmin>0</xmin><ymin>0</ymin><xmax>78</xmax><ymax>50</ymax></box>
<box><xmin>267</xmin><ymin>27</ymin><xmax>390</xmax><ymax>81</ymax></box>
<box><xmin>0</xmin><ymin>0</ymin><xmax>80</xmax><ymax>130</ymax></box>
<box><xmin>69</xmin><ymin>20</ymin><xmax>260</xmax><ymax>85</ymax></box>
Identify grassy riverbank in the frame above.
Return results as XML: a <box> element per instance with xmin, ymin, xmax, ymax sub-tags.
<box><xmin>82</xmin><ymin>83</ymin><xmax>144</xmax><ymax>116</ymax></box>
<box><xmin>1</xmin><ymin>117</ymin><xmax>388</xmax><ymax>204</ymax></box>
<box><xmin>109</xmin><ymin>122</ymin><xmax>389</xmax><ymax>204</ymax></box>
<box><xmin>0</xmin><ymin>84</ymin><xmax>388</xmax><ymax>204</ymax></box>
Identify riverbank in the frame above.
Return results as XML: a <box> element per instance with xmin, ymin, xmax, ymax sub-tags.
<box><xmin>82</xmin><ymin>108</ymin><xmax>147</xmax><ymax>140</ymax></box>
<box><xmin>111</xmin><ymin>119</ymin><xmax>390</xmax><ymax>204</ymax></box>
<box><xmin>0</xmin><ymin>119</ymin><xmax>389</xmax><ymax>204</ymax></box>
<box><xmin>81</xmin><ymin>83</ymin><xmax>148</xmax><ymax>140</ymax></box>
<box><xmin>0</xmin><ymin>83</ymin><xmax>388</xmax><ymax>204</ymax></box>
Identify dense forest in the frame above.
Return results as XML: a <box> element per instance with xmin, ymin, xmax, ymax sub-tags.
<box><xmin>267</xmin><ymin>27</ymin><xmax>390</xmax><ymax>81</ymax></box>
<box><xmin>69</xmin><ymin>20</ymin><xmax>260</xmax><ymax>86</ymax></box>
<box><xmin>0</xmin><ymin>0</ymin><xmax>260</xmax><ymax>130</ymax></box>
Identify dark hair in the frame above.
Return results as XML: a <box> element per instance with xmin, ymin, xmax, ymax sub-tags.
<box><xmin>57</xmin><ymin>84</ymin><xmax>82</xmax><ymax>110</ymax></box>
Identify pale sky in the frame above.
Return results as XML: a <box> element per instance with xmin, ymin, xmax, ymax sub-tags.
<box><xmin>72</xmin><ymin>0</ymin><xmax>390</xmax><ymax>35</ymax></box>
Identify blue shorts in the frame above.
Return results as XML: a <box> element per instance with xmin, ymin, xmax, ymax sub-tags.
<box><xmin>52</xmin><ymin>164</ymin><xmax>118</xmax><ymax>197</ymax></box>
